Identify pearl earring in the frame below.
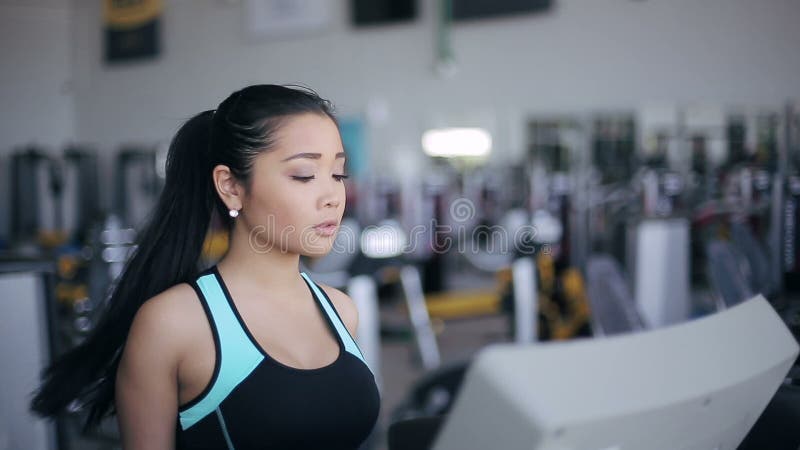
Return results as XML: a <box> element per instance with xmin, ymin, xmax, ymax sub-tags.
<box><xmin>229</xmin><ymin>209</ymin><xmax>239</xmax><ymax>218</ymax></box>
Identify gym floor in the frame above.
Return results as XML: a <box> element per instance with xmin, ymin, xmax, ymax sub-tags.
<box><xmin>373</xmin><ymin>310</ymin><xmax>510</xmax><ymax>449</ymax></box>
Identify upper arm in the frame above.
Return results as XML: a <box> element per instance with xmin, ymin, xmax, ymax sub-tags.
<box><xmin>115</xmin><ymin>284</ymin><xmax>193</xmax><ymax>450</ymax></box>
<box><xmin>318</xmin><ymin>284</ymin><xmax>359</xmax><ymax>338</ymax></box>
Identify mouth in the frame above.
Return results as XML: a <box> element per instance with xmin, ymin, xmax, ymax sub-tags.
<box><xmin>313</xmin><ymin>220</ymin><xmax>339</xmax><ymax>236</ymax></box>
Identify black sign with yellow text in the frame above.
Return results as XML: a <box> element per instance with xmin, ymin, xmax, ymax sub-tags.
<box><xmin>104</xmin><ymin>0</ymin><xmax>162</xmax><ymax>63</ymax></box>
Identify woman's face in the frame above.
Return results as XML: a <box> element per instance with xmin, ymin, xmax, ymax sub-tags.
<box><xmin>240</xmin><ymin>112</ymin><xmax>347</xmax><ymax>257</ymax></box>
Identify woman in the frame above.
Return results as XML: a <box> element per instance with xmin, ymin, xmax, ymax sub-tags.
<box><xmin>31</xmin><ymin>85</ymin><xmax>381</xmax><ymax>449</ymax></box>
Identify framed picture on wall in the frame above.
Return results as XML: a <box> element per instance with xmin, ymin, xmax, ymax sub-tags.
<box><xmin>350</xmin><ymin>0</ymin><xmax>417</xmax><ymax>27</ymax></box>
<box><xmin>243</xmin><ymin>0</ymin><xmax>332</xmax><ymax>40</ymax></box>
<box><xmin>452</xmin><ymin>0</ymin><xmax>552</xmax><ymax>21</ymax></box>
<box><xmin>104</xmin><ymin>0</ymin><xmax>162</xmax><ymax>63</ymax></box>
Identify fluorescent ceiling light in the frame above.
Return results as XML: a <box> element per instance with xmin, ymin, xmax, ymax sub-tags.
<box><xmin>422</xmin><ymin>127</ymin><xmax>492</xmax><ymax>158</ymax></box>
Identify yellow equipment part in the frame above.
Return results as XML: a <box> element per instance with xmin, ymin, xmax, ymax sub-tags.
<box><xmin>423</xmin><ymin>268</ymin><xmax>512</xmax><ymax>319</ymax></box>
<box><xmin>424</xmin><ymin>289</ymin><xmax>502</xmax><ymax>319</ymax></box>
<box><xmin>202</xmin><ymin>230</ymin><xmax>229</xmax><ymax>262</ymax></box>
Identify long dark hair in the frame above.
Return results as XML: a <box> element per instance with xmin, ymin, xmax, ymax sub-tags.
<box><xmin>30</xmin><ymin>84</ymin><xmax>336</xmax><ymax>428</ymax></box>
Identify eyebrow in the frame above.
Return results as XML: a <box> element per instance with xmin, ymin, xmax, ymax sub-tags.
<box><xmin>281</xmin><ymin>152</ymin><xmax>346</xmax><ymax>162</ymax></box>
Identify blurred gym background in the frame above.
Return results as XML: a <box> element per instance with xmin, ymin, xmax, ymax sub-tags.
<box><xmin>1</xmin><ymin>0</ymin><xmax>799</xmax><ymax>449</ymax></box>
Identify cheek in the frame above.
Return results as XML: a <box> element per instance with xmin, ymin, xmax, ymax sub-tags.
<box><xmin>248</xmin><ymin>177</ymin><xmax>287</xmax><ymax>211</ymax></box>
<box><xmin>247</xmin><ymin>182</ymin><xmax>309</xmax><ymax>228</ymax></box>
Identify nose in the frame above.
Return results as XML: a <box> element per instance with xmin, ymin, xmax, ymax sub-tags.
<box><xmin>319</xmin><ymin>179</ymin><xmax>342</xmax><ymax>209</ymax></box>
<box><xmin>323</xmin><ymin>196</ymin><xmax>340</xmax><ymax>208</ymax></box>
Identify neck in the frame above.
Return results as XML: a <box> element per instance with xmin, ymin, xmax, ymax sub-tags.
<box><xmin>216</xmin><ymin>222</ymin><xmax>303</xmax><ymax>292</ymax></box>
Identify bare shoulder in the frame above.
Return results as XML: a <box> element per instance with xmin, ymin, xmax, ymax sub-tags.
<box><xmin>127</xmin><ymin>283</ymin><xmax>203</xmax><ymax>357</ymax></box>
<box><xmin>316</xmin><ymin>283</ymin><xmax>359</xmax><ymax>337</ymax></box>
<box><xmin>134</xmin><ymin>283</ymin><xmax>200</xmax><ymax>329</ymax></box>
<box><xmin>117</xmin><ymin>283</ymin><xmax>201</xmax><ymax>449</ymax></box>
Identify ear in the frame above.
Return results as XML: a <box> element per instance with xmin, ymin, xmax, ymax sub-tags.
<box><xmin>212</xmin><ymin>164</ymin><xmax>243</xmax><ymax>211</ymax></box>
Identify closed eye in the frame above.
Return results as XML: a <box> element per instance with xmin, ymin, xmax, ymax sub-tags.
<box><xmin>291</xmin><ymin>174</ymin><xmax>349</xmax><ymax>183</ymax></box>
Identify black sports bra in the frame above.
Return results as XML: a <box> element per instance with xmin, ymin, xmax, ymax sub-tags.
<box><xmin>175</xmin><ymin>266</ymin><xmax>380</xmax><ymax>449</ymax></box>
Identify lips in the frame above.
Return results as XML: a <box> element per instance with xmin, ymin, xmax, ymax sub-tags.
<box><xmin>313</xmin><ymin>220</ymin><xmax>339</xmax><ymax>236</ymax></box>
<box><xmin>314</xmin><ymin>220</ymin><xmax>338</xmax><ymax>229</ymax></box>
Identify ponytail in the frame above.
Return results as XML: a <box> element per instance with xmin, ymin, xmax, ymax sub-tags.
<box><xmin>30</xmin><ymin>110</ymin><xmax>218</xmax><ymax>429</ymax></box>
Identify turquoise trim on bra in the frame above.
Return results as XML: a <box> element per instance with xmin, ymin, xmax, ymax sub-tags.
<box><xmin>179</xmin><ymin>273</ymin><xmax>264</xmax><ymax>430</ymax></box>
<box><xmin>299</xmin><ymin>272</ymin><xmax>368</xmax><ymax>367</ymax></box>
<box><xmin>180</xmin><ymin>270</ymin><xmax>372</xmax><ymax>430</ymax></box>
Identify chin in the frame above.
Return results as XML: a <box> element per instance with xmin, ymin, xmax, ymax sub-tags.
<box><xmin>302</xmin><ymin>249</ymin><xmax>333</xmax><ymax>259</ymax></box>
<box><xmin>298</xmin><ymin>242</ymin><xmax>334</xmax><ymax>257</ymax></box>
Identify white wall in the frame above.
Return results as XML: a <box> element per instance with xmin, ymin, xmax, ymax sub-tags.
<box><xmin>29</xmin><ymin>0</ymin><xmax>800</xmax><ymax>174</ymax></box>
<box><xmin>0</xmin><ymin>1</ymin><xmax>74</xmax><ymax>153</ymax></box>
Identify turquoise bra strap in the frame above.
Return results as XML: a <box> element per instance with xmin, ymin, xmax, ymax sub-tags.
<box><xmin>299</xmin><ymin>272</ymin><xmax>368</xmax><ymax>367</ymax></box>
<box><xmin>179</xmin><ymin>272</ymin><xmax>264</xmax><ymax>430</ymax></box>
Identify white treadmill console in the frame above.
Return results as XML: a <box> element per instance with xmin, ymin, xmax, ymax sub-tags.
<box><xmin>434</xmin><ymin>295</ymin><xmax>799</xmax><ymax>450</ymax></box>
